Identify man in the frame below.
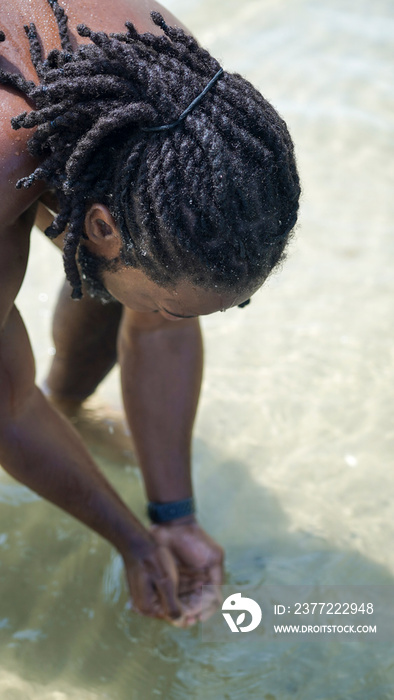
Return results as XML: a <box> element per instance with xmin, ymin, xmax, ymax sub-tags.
<box><xmin>0</xmin><ymin>0</ymin><xmax>300</xmax><ymax>626</ymax></box>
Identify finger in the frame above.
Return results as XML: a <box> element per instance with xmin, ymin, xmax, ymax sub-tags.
<box><xmin>178</xmin><ymin>574</ymin><xmax>207</xmax><ymax>594</ymax></box>
<box><xmin>208</xmin><ymin>562</ymin><xmax>224</xmax><ymax>586</ymax></box>
<box><xmin>155</xmin><ymin>577</ymin><xmax>184</xmax><ymax>622</ymax></box>
<box><xmin>178</xmin><ymin>587</ymin><xmax>220</xmax><ymax>625</ymax></box>
<box><xmin>196</xmin><ymin>585</ymin><xmax>222</xmax><ymax>622</ymax></box>
<box><xmin>169</xmin><ymin>614</ymin><xmax>191</xmax><ymax>629</ymax></box>
<box><xmin>134</xmin><ymin>584</ymin><xmax>163</xmax><ymax>618</ymax></box>
<box><xmin>180</xmin><ymin>589</ymin><xmax>203</xmax><ymax>612</ymax></box>
<box><xmin>131</xmin><ymin>569</ymin><xmax>167</xmax><ymax>619</ymax></box>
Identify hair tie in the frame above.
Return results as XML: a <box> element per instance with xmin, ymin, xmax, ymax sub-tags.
<box><xmin>141</xmin><ymin>67</ymin><xmax>223</xmax><ymax>133</ymax></box>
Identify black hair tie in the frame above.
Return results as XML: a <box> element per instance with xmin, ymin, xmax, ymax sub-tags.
<box><xmin>141</xmin><ymin>67</ymin><xmax>224</xmax><ymax>133</ymax></box>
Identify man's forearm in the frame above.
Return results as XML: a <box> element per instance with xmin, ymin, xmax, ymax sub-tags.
<box><xmin>118</xmin><ymin>311</ymin><xmax>203</xmax><ymax>504</ymax></box>
<box><xmin>0</xmin><ymin>386</ymin><xmax>151</xmax><ymax>561</ymax></box>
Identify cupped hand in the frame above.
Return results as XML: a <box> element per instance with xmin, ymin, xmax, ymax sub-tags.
<box><xmin>149</xmin><ymin>519</ymin><xmax>225</xmax><ymax>626</ymax></box>
<box><xmin>123</xmin><ymin>539</ymin><xmax>185</xmax><ymax>624</ymax></box>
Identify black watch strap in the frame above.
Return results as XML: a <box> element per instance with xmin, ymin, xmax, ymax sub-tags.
<box><xmin>147</xmin><ymin>497</ymin><xmax>195</xmax><ymax>524</ymax></box>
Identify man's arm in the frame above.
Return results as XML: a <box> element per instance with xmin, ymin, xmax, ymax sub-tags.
<box><xmin>0</xmin><ymin>306</ymin><xmax>148</xmax><ymax>556</ymax></box>
<box><xmin>118</xmin><ymin>309</ymin><xmax>224</xmax><ymax>623</ymax></box>
<box><xmin>118</xmin><ymin>309</ymin><xmax>203</xmax><ymax>505</ymax></box>
<box><xmin>0</xmin><ymin>214</ymin><xmax>183</xmax><ymax>621</ymax></box>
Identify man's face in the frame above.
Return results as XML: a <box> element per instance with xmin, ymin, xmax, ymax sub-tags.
<box><xmin>92</xmin><ymin>260</ymin><xmax>256</xmax><ymax>322</ymax></box>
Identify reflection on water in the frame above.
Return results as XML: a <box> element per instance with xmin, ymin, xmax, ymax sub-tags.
<box><xmin>1</xmin><ymin>0</ymin><xmax>394</xmax><ymax>697</ymax></box>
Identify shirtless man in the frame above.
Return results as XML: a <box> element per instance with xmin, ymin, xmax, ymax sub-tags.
<box><xmin>0</xmin><ymin>0</ymin><xmax>300</xmax><ymax>626</ymax></box>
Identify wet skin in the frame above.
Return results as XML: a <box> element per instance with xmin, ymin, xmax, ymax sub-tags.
<box><xmin>0</xmin><ymin>0</ymin><xmax>258</xmax><ymax>626</ymax></box>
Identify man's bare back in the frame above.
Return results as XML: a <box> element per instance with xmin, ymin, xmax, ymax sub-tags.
<box><xmin>0</xmin><ymin>0</ymin><xmax>181</xmax><ymax>225</ymax></box>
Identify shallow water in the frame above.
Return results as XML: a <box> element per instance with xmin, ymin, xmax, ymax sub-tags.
<box><xmin>1</xmin><ymin>0</ymin><xmax>394</xmax><ymax>697</ymax></box>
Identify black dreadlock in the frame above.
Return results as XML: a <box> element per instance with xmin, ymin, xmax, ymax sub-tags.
<box><xmin>0</xmin><ymin>0</ymin><xmax>300</xmax><ymax>300</ymax></box>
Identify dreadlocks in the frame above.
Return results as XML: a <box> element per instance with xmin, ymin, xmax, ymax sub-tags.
<box><xmin>0</xmin><ymin>0</ymin><xmax>300</xmax><ymax>300</ymax></box>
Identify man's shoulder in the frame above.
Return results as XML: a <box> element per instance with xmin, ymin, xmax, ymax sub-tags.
<box><xmin>0</xmin><ymin>87</ymin><xmax>46</xmax><ymax>227</ymax></box>
<box><xmin>0</xmin><ymin>88</ymin><xmax>45</xmax><ymax>321</ymax></box>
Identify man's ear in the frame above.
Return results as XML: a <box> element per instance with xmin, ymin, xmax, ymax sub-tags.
<box><xmin>84</xmin><ymin>204</ymin><xmax>122</xmax><ymax>259</ymax></box>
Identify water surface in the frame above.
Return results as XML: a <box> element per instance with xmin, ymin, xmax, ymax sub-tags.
<box><xmin>1</xmin><ymin>0</ymin><xmax>394</xmax><ymax>697</ymax></box>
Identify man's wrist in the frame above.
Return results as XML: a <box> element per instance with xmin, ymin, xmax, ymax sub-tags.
<box><xmin>153</xmin><ymin>513</ymin><xmax>198</xmax><ymax>528</ymax></box>
<box><xmin>147</xmin><ymin>496</ymin><xmax>196</xmax><ymax>524</ymax></box>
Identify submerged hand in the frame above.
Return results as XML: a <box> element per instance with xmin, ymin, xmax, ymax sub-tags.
<box><xmin>149</xmin><ymin>519</ymin><xmax>224</xmax><ymax>626</ymax></box>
